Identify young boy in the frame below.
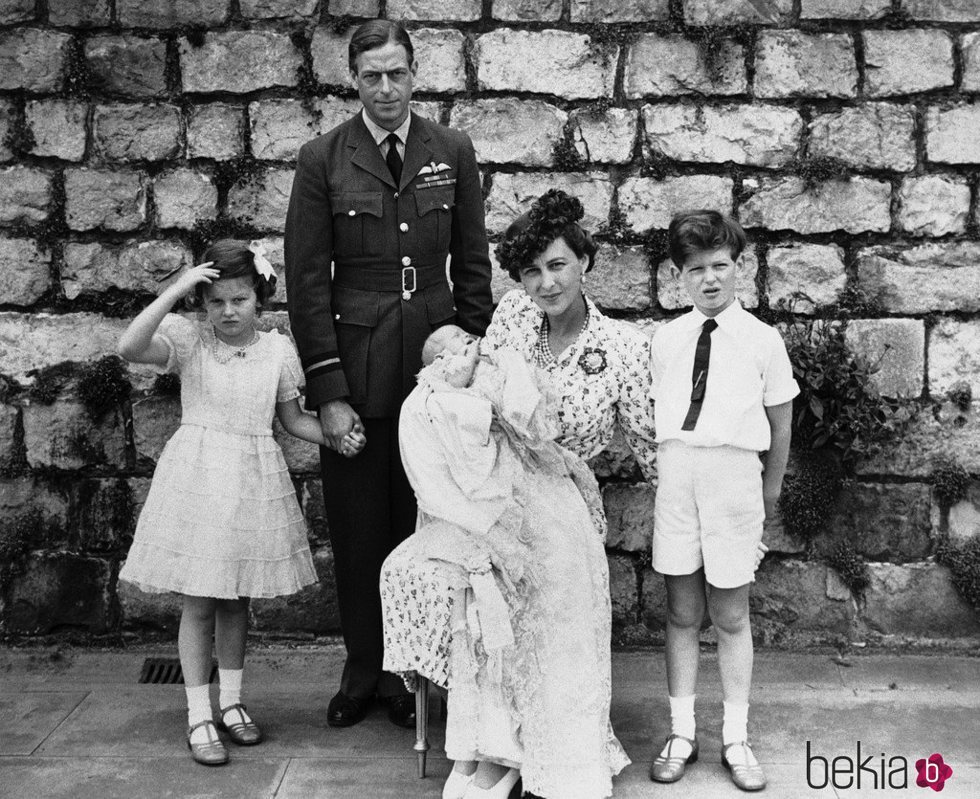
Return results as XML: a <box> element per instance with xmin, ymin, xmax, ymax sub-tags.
<box><xmin>648</xmin><ymin>210</ymin><xmax>798</xmax><ymax>791</ymax></box>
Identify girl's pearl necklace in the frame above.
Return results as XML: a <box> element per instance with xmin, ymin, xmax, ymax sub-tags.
<box><xmin>210</xmin><ymin>327</ymin><xmax>259</xmax><ymax>364</ymax></box>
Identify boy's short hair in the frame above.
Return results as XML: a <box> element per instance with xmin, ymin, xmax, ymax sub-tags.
<box><xmin>668</xmin><ymin>210</ymin><xmax>747</xmax><ymax>268</ymax></box>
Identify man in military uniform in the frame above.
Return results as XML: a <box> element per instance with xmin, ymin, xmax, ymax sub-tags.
<box><xmin>284</xmin><ymin>19</ymin><xmax>492</xmax><ymax>729</ymax></box>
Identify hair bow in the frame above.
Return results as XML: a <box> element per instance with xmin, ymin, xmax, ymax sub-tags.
<box><xmin>248</xmin><ymin>240</ymin><xmax>276</xmax><ymax>281</ymax></box>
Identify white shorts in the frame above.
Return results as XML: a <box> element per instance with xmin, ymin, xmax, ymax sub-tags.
<box><xmin>652</xmin><ymin>440</ymin><xmax>764</xmax><ymax>589</ymax></box>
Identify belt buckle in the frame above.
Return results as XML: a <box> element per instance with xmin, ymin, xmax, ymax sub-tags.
<box><xmin>401</xmin><ymin>266</ymin><xmax>416</xmax><ymax>301</ymax></box>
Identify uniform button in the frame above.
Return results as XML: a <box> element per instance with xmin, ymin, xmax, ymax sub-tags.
<box><xmin>334</xmin><ymin>314</ymin><xmax>340</xmax><ymax>320</ymax></box>
<box><xmin>399</xmin><ymin>223</ymin><xmax>409</xmax><ymax>233</ymax></box>
<box><xmin>442</xmin><ymin>203</ymin><xmax>449</xmax><ymax>210</ymax></box>
<box><xmin>393</xmin><ymin>191</ymin><xmax>399</xmax><ymax>198</ymax></box>
<box><xmin>348</xmin><ymin>209</ymin><xmax>356</xmax><ymax>216</ymax></box>
<box><xmin>401</xmin><ymin>256</ymin><xmax>412</xmax><ymax>266</ymax></box>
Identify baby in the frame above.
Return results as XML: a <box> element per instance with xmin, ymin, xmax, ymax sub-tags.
<box><xmin>398</xmin><ymin>327</ymin><xmax>605</xmax><ymax>586</ymax></box>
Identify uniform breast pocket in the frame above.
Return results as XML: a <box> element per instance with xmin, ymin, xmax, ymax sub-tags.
<box><xmin>332</xmin><ymin>286</ymin><xmax>381</xmax><ymax>406</ymax></box>
<box><xmin>414</xmin><ymin>188</ymin><xmax>455</xmax><ymax>253</ymax></box>
<box><xmin>330</xmin><ymin>192</ymin><xmax>383</xmax><ymax>258</ymax></box>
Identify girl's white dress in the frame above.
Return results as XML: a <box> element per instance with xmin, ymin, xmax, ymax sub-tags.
<box><xmin>119</xmin><ymin>314</ymin><xmax>317</xmax><ymax>599</ymax></box>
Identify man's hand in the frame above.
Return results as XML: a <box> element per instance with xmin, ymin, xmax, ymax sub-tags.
<box><xmin>318</xmin><ymin>400</ymin><xmax>362</xmax><ymax>453</ymax></box>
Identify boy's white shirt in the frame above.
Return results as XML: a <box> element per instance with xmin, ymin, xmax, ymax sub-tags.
<box><xmin>649</xmin><ymin>300</ymin><xmax>799</xmax><ymax>451</ymax></box>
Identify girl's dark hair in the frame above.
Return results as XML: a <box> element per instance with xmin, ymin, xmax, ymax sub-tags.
<box><xmin>668</xmin><ymin>209</ymin><xmax>747</xmax><ymax>268</ymax></box>
<box><xmin>185</xmin><ymin>239</ymin><xmax>277</xmax><ymax>313</ymax></box>
<box><xmin>348</xmin><ymin>20</ymin><xmax>414</xmax><ymax>73</ymax></box>
<box><xmin>495</xmin><ymin>189</ymin><xmax>597</xmax><ymax>282</ymax></box>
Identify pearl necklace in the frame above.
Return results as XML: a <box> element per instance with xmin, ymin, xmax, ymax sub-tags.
<box><xmin>210</xmin><ymin>327</ymin><xmax>259</xmax><ymax>364</ymax></box>
<box><xmin>534</xmin><ymin>300</ymin><xmax>590</xmax><ymax>367</ymax></box>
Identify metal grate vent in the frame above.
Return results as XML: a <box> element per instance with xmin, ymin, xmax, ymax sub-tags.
<box><xmin>138</xmin><ymin>657</ymin><xmax>218</xmax><ymax>684</ymax></box>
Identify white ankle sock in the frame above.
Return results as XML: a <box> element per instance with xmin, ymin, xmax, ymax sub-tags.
<box><xmin>185</xmin><ymin>683</ymin><xmax>213</xmax><ymax>743</ymax></box>
<box><xmin>668</xmin><ymin>694</ymin><xmax>696</xmax><ymax>740</ymax></box>
<box><xmin>722</xmin><ymin>700</ymin><xmax>749</xmax><ymax>745</ymax></box>
<box><xmin>218</xmin><ymin>668</ymin><xmax>243</xmax><ymax>711</ymax></box>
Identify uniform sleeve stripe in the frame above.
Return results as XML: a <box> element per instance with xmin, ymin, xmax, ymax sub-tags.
<box><xmin>305</xmin><ymin>360</ymin><xmax>342</xmax><ymax>380</ymax></box>
<box><xmin>301</xmin><ymin>350</ymin><xmax>339</xmax><ymax>369</ymax></box>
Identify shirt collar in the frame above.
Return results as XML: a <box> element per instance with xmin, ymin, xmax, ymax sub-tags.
<box><xmin>685</xmin><ymin>299</ymin><xmax>745</xmax><ymax>332</ymax></box>
<box><xmin>361</xmin><ymin>108</ymin><xmax>411</xmax><ymax>147</ymax></box>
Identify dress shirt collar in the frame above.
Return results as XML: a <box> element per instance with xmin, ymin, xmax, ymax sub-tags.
<box><xmin>361</xmin><ymin>108</ymin><xmax>411</xmax><ymax>148</ymax></box>
<box><xmin>684</xmin><ymin>299</ymin><xmax>745</xmax><ymax>333</ymax></box>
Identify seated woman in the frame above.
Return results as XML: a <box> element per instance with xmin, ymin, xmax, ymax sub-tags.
<box><xmin>381</xmin><ymin>190</ymin><xmax>657</xmax><ymax>799</ymax></box>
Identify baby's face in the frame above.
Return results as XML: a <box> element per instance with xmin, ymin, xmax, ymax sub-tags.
<box><xmin>426</xmin><ymin>325</ymin><xmax>481</xmax><ymax>387</ymax></box>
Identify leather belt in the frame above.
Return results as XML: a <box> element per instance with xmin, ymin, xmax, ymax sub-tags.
<box><xmin>333</xmin><ymin>263</ymin><xmax>446</xmax><ymax>300</ymax></box>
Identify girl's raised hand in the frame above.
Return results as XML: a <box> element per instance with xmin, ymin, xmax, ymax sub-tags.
<box><xmin>171</xmin><ymin>262</ymin><xmax>218</xmax><ymax>295</ymax></box>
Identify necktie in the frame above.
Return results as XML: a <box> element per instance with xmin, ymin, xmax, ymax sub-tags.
<box><xmin>385</xmin><ymin>133</ymin><xmax>402</xmax><ymax>185</ymax></box>
<box><xmin>680</xmin><ymin>318</ymin><xmax>718</xmax><ymax>431</ymax></box>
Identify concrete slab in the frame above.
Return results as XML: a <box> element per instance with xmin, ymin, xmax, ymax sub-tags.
<box><xmin>0</xmin><ymin>692</ymin><xmax>87</xmax><ymax>755</ymax></box>
<box><xmin>0</xmin><ymin>756</ymin><xmax>287</xmax><ymax>799</ymax></box>
<box><xmin>1</xmin><ymin>645</ymin><xmax>978</xmax><ymax>798</ymax></box>
<box><xmin>32</xmin><ymin>686</ymin><xmax>444</xmax><ymax>759</ymax></box>
<box><xmin>277</xmin><ymin>757</ymin><xmax>452</xmax><ymax>798</ymax></box>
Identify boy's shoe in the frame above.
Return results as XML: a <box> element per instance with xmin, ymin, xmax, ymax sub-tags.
<box><xmin>216</xmin><ymin>703</ymin><xmax>263</xmax><ymax>745</ymax></box>
<box><xmin>721</xmin><ymin>741</ymin><xmax>767</xmax><ymax>791</ymax></box>
<box><xmin>186</xmin><ymin>719</ymin><xmax>228</xmax><ymax>765</ymax></box>
<box><xmin>650</xmin><ymin>734</ymin><xmax>698</xmax><ymax>783</ymax></box>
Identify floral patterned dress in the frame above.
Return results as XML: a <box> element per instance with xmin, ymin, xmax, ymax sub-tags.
<box><xmin>119</xmin><ymin>314</ymin><xmax>317</xmax><ymax>599</ymax></box>
<box><xmin>381</xmin><ymin>290</ymin><xmax>656</xmax><ymax>799</ymax></box>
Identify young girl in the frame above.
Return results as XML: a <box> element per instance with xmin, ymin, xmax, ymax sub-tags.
<box><xmin>118</xmin><ymin>239</ymin><xmax>364</xmax><ymax>766</ymax></box>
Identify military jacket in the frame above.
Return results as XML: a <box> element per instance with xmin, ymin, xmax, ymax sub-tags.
<box><xmin>285</xmin><ymin>111</ymin><xmax>493</xmax><ymax>418</ymax></box>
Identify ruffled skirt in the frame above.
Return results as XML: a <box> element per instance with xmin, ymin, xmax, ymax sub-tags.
<box><xmin>120</xmin><ymin>424</ymin><xmax>317</xmax><ymax>599</ymax></box>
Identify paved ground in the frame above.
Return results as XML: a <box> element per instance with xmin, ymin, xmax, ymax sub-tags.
<box><xmin>1</xmin><ymin>643</ymin><xmax>978</xmax><ymax>798</ymax></box>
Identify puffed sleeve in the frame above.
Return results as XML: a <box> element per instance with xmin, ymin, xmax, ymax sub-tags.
<box><xmin>614</xmin><ymin>322</ymin><xmax>658</xmax><ymax>482</ymax></box>
<box><xmin>277</xmin><ymin>333</ymin><xmax>306</xmax><ymax>403</ymax></box>
<box><xmin>482</xmin><ymin>289</ymin><xmax>530</xmax><ymax>358</ymax></box>
<box><xmin>156</xmin><ymin>313</ymin><xmax>200</xmax><ymax>374</ymax></box>
<box><xmin>762</xmin><ymin>327</ymin><xmax>800</xmax><ymax>407</ymax></box>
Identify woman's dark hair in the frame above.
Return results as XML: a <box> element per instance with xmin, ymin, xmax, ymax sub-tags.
<box><xmin>495</xmin><ymin>189</ymin><xmax>598</xmax><ymax>282</ymax></box>
<box><xmin>185</xmin><ymin>239</ymin><xmax>277</xmax><ymax>313</ymax></box>
<box><xmin>348</xmin><ymin>20</ymin><xmax>414</xmax><ymax>74</ymax></box>
<box><xmin>668</xmin><ymin>209</ymin><xmax>747</xmax><ymax>269</ymax></box>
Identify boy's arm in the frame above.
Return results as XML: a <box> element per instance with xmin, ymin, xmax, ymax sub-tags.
<box><xmin>762</xmin><ymin>400</ymin><xmax>793</xmax><ymax>520</ymax></box>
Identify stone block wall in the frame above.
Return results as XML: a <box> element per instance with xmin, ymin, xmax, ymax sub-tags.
<box><xmin>1</xmin><ymin>0</ymin><xmax>979</xmax><ymax>645</ymax></box>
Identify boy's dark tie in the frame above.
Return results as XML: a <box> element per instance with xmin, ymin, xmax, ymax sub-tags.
<box><xmin>385</xmin><ymin>133</ymin><xmax>402</xmax><ymax>184</ymax></box>
<box><xmin>681</xmin><ymin>318</ymin><xmax>718</xmax><ymax>431</ymax></box>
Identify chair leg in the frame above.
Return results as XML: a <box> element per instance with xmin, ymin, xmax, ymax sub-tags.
<box><xmin>414</xmin><ymin>676</ymin><xmax>430</xmax><ymax>778</ymax></box>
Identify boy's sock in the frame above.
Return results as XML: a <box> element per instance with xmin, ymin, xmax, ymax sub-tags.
<box><xmin>721</xmin><ymin>700</ymin><xmax>749</xmax><ymax>745</ymax></box>
<box><xmin>218</xmin><ymin>667</ymin><xmax>243</xmax><ymax>711</ymax></box>
<box><xmin>185</xmin><ymin>683</ymin><xmax>213</xmax><ymax>744</ymax></box>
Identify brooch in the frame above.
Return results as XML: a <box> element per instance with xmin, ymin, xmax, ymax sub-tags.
<box><xmin>578</xmin><ymin>347</ymin><xmax>607</xmax><ymax>375</ymax></box>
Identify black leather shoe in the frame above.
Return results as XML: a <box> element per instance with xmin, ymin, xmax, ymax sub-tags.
<box><xmin>384</xmin><ymin>694</ymin><xmax>417</xmax><ymax>729</ymax></box>
<box><xmin>326</xmin><ymin>691</ymin><xmax>372</xmax><ymax>727</ymax></box>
